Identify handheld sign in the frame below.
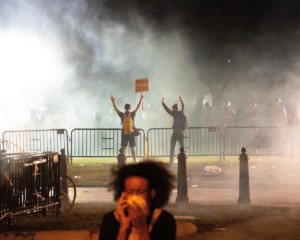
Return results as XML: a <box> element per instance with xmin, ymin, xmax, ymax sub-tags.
<box><xmin>135</xmin><ymin>78</ymin><xmax>149</xmax><ymax>110</ymax></box>
<box><xmin>135</xmin><ymin>78</ymin><xmax>149</xmax><ymax>93</ymax></box>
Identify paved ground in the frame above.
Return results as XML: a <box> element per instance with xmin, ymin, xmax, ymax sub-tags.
<box><xmin>76</xmin><ymin>186</ymin><xmax>300</xmax><ymax>207</ymax></box>
<box><xmin>76</xmin><ymin>187</ymin><xmax>300</xmax><ymax>240</ymax></box>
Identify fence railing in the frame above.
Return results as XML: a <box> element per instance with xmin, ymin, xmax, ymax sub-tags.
<box><xmin>0</xmin><ymin>126</ymin><xmax>292</xmax><ymax>162</ymax></box>
<box><xmin>70</xmin><ymin>128</ymin><xmax>145</xmax><ymax>160</ymax></box>
<box><xmin>0</xmin><ymin>152</ymin><xmax>60</xmax><ymax>222</ymax></box>
<box><xmin>2</xmin><ymin>129</ymin><xmax>69</xmax><ymax>156</ymax></box>
<box><xmin>223</xmin><ymin>126</ymin><xmax>287</xmax><ymax>156</ymax></box>
<box><xmin>146</xmin><ymin>127</ymin><xmax>222</xmax><ymax>160</ymax></box>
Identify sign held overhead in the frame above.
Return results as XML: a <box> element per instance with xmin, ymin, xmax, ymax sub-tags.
<box><xmin>135</xmin><ymin>78</ymin><xmax>149</xmax><ymax>92</ymax></box>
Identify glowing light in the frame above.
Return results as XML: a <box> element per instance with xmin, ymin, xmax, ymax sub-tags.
<box><xmin>0</xmin><ymin>29</ymin><xmax>63</xmax><ymax>90</ymax></box>
<box><xmin>0</xmin><ymin>29</ymin><xmax>69</xmax><ymax>131</ymax></box>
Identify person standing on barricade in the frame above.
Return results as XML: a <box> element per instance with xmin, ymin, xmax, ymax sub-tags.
<box><xmin>111</xmin><ymin>94</ymin><xmax>144</xmax><ymax>163</ymax></box>
<box><xmin>162</xmin><ymin>96</ymin><xmax>187</xmax><ymax>164</ymax></box>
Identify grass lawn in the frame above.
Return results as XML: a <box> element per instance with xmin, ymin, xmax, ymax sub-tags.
<box><xmin>67</xmin><ymin>155</ymin><xmax>291</xmax><ymax>187</ymax></box>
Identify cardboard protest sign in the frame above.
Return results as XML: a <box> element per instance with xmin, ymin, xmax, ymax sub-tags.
<box><xmin>135</xmin><ymin>78</ymin><xmax>149</xmax><ymax>92</ymax></box>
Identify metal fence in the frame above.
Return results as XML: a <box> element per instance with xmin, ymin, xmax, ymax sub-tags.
<box><xmin>0</xmin><ymin>152</ymin><xmax>60</xmax><ymax>223</ymax></box>
<box><xmin>70</xmin><ymin>128</ymin><xmax>145</xmax><ymax>160</ymax></box>
<box><xmin>223</xmin><ymin>126</ymin><xmax>287</xmax><ymax>156</ymax></box>
<box><xmin>146</xmin><ymin>127</ymin><xmax>222</xmax><ymax>159</ymax></box>
<box><xmin>2</xmin><ymin>129</ymin><xmax>69</xmax><ymax>156</ymax></box>
<box><xmin>0</xmin><ymin>127</ymin><xmax>292</xmax><ymax>162</ymax></box>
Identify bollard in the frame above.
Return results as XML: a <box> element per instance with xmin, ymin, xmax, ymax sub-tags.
<box><xmin>117</xmin><ymin>148</ymin><xmax>126</xmax><ymax>166</ymax></box>
<box><xmin>60</xmin><ymin>149</ymin><xmax>68</xmax><ymax>194</ymax></box>
<box><xmin>238</xmin><ymin>147</ymin><xmax>251</xmax><ymax>204</ymax></box>
<box><xmin>176</xmin><ymin>147</ymin><xmax>189</xmax><ymax>203</ymax></box>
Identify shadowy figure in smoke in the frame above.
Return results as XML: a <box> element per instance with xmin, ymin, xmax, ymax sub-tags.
<box><xmin>286</xmin><ymin>107</ymin><xmax>300</xmax><ymax>162</ymax></box>
<box><xmin>162</xmin><ymin>96</ymin><xmax>187</xmax><ymax>164</ymax></box>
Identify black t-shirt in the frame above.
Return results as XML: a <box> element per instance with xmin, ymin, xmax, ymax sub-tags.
<box><xmin>99</xmin><ymin>209</ymin><xmax>176</xmax><ymax>240</ymax></box>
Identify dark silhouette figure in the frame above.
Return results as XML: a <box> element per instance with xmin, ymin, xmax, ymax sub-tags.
<box><xmin>117</xmin><ymin>148</ymin><xmax>126</xmax><ymax>166</ymax></box>
<box><xmin>220</xmin><ymin>101</ymin><xmax>236</xmax><ymax>129</ymax></box>
<box><xmin>162</xmin><ymin>96</ymin><xmax>186</xmax><ymax>164</ymax></box>
<box><xmin>238</xmin><ymin>147</ymin><xmax>251</xmax><ymax>205</ymax></box>
<box><xmin>201</xmin><ymin>102</ymin><xmax>216</xmax><ymax>126</ymax></box>
<box><xmin>176</xmin><ymin>147</ymin><xmax>189</xmax><ymax>203</ymax></box>
<box><xmin>269</xmin><ymin>98</ymin><xmax>287</xmax><ymax>127</ymax></box>
<box><xmin>286</xmin><ymin>108</ymin><xmax>300</xmax><ymax>162</ymax></box>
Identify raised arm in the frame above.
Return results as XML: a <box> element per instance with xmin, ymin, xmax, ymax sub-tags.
<box><xmin>179</xmin><ymin>96</ymin><xmax>184</xmax><ymax>111</ymax></box>
<box><xmin>162</xmin><ymin>97</ymin><xmax>173</xmax><ymax>116</ymax></box>
<box><xmin>110</xmin><ymin>96</ymin><xmax>120</xmax><ymax>114</ymax></box>
<box><xmin>133</xmin><ymin>94</ymin><xmax>144</xmax><ymax>113</ymax></box>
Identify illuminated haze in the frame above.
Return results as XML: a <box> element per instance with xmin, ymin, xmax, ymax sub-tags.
<box><xmin>0</xmin><ymin>0</ymin><xmax>300</xmax><ymax>134</ymax></box>
<box><xmin>1</xmin><ymin>0</ymin><xmax>300</xmax><ymax>207</ymax></box>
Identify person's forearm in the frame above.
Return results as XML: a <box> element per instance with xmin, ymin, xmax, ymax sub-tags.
<box><xmin>134</xmin><ymin>96</ymin><xmax>143</xmax><ymax>112</ymax></box>
<box><xmin>162</xmin><ymin>103</ymin><xmax>173</xmax><ymax>116</ymax></box>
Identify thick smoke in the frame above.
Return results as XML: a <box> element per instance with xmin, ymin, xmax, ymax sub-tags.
<box><xmin>0</xmin><ymin>0</ymin><xmax>206</xmax><ymax>133</ymax></box>
<box><xmin>1</xmin><ymin>0</ymin><xmax>300</xmax><ymax>207</ymax></box>
<box><xmin>0</xmin><ymin>0</ymin><xmax>300</xmax><ymax>134</ymax></box>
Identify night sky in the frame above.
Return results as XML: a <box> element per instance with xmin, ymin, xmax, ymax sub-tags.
<box><xmin>101</xmin><ymin>0</ymin><xmax>300</xmax><ymax>62</ymax></box>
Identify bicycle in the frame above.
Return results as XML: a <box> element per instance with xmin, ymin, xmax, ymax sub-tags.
<box><xmin>59</xmin><ymin>175</ymin><xmax>76</xmax><ymax>212</ymax></box>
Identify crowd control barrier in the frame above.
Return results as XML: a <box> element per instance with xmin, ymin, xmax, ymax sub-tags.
<box><xmin>0</xmin><ymin>152</ymin><xmax>60</xmax><ymax>226</ymax></box>
<box><xmin>147</xmin><ymin>127</ymin><xmax>222</xmax><ymax>160</ymax></box>
<box><xmin>70</xmin><ymin>128</ymin><xmax>145</xmax><ymax>161</ymax></box>
<box><xmin>0</xmin><ymin>126</ymin><xmax>292</xmax><ymax>162</ymax></box>
<box><xmin>223</xmin><ymin>126</ymin><xmax>287</xmax><ymax>157</ymax></box>
<box><xmin>2</xmin><ymin>129</ymin><xmax>69</xmax><ymax>156</ymax></box>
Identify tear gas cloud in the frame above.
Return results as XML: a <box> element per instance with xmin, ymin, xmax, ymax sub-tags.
<box><xmin>0</xmin><ymin>0</ymin><xmax>206</xmax><ymax>133</ymax></box>
<box><xmin>0</xmin><ymin>0</ymin><xmax>300</xmax><ymax>134</ymax></box>
<box><xmin>1</xmin><ymin>0</ymin><xmax>300</xmax><ymax>205</ymax></box>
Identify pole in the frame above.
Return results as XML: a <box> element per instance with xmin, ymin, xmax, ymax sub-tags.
<box><xmin>238</xmin><ymin>147</ymin><xmax>251</xmax><ymax>205</ymax></box>
<box><xmin>176</xmin><ymin>147</ymin><xmax>189</xmax><ymax>203</ymax></box>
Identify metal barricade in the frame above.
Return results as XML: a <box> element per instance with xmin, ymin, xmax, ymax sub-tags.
<box><xmin>0</xmin><ymin>126</ymin><xmax>291</xmax><ymax>165</ymax></box>
<box><xmin>70</xmin><ymin>128</ymin><xmax>145</xmax><ymax>160</ymax></box>
<box><xmin>2</xmin><ymin>129</ymin><xmax>69</xmax><ymax>156</ymax></box>
<box><xmin>146</xmin><ymin>127</ymin><xmax>222</xmax><ymax>160</ymax></box>
<box><xmin>0</xmin><ymin>152</ymin><xmax>60</xmax><ymax>223</ymax></box>
<box><xmin>223</xmin><ymin>126</ymin><xmax>287</xmax><ymax>157</ymax></box>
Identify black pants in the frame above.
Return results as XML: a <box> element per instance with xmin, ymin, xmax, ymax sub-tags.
<box><xmin>170</xmin><ymin>131</ymin><xmax>184</xmax><ymax>163</ymax></box>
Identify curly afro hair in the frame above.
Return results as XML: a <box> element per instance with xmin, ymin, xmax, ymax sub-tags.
<box><xmin>108</xmin><ymin>160</ymin><xmax>175</xmax><ymax>208</ymax></box>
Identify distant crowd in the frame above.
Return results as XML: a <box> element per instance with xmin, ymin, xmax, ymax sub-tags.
<box><xmin>201</xmin><ymin>98</ymin><xmax>292</xmax><ymax>128</ymax></box>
